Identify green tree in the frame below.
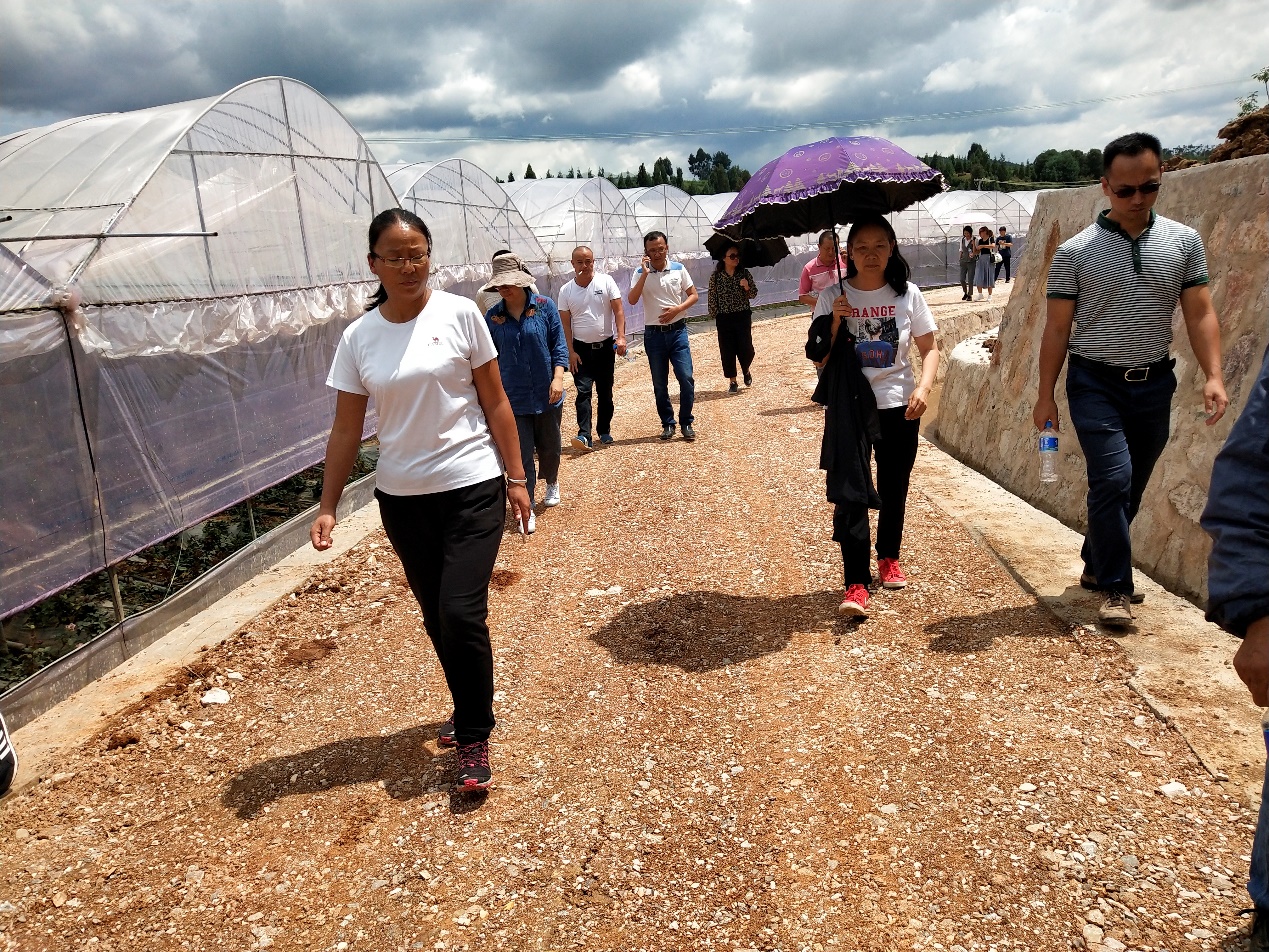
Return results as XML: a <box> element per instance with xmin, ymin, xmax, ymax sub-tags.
<box><xmin>636</xmin><ymin>162</ymin><xmax>651</xmax><ymax>187</ymax></box>
<box><xmin>507</xmin><ymin>171</ymin><xmax>515</xmax><ymax>182</ymax></box>
<box><xmin>1255</xmin><ymin>65</ymin><xmax>1269</xmax><ymax>99</ymax></box>
<box><xmin>687</xmin><ymin>148</ymin><xmax>712</xmax><ymax>180</ymax></box>
<box><xmin>675</xmin><ymin>166</ymin><xmax>684</xmax><ymax>188</ymax></box>
<box><xmin>1238</xmin><ymin>91</ymin><xmax>1260</xmax><ymax>116</ymax></box>
<box><xmin>524</xmin><ymin>164</ymin><xmax>536</xmax><ymax>179</ymax></box>
<box><xmin>709</xmin><ymin>165</ymin><xmax>729</xmax><ymax>193</ymax></box>
<box><xmin>566</xmin><ymin>168</ymin><xmax>575</xmax><ymax>179</ymax></box>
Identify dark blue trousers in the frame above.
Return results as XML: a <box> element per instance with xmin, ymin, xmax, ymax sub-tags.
<box><xmin>1065</xmin><ymin>355</ymin><xmax>1176</xmax><ymax>595</ymax></box>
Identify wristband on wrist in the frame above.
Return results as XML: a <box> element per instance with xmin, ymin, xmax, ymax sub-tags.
<box><xmin>506</xmin><ymin>476</ymin><xmax>528</xmax><ymax>486</ymax></box>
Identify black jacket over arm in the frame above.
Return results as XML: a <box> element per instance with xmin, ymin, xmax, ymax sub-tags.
<box><xmin>806</xmin><ymin>312</ymin><xmax>882</xmax><ymax>514</ymax></box>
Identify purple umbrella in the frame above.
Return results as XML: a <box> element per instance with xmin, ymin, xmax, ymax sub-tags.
<box><xmin>715</xmin><ymin>136</ymin><xmax>946</xmax><ymax>239</ymax></box>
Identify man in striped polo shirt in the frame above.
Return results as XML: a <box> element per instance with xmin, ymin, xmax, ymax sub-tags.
<box><xmin>1033</xmin><ymin>132</ymin><xmax>1228</xmax><ymax>626</ymax></box>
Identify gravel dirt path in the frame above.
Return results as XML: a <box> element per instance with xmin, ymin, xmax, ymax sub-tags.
<box><xmin>0</xmin><ymin>304</ymin><xmax>1257</xmax><ymax>952</ymax></box>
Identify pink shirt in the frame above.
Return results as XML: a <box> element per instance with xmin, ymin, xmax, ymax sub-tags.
<box><xmin>799</xmin><ymin>254</ymin><xmax>850</xmax><ymax>296</ymax></box>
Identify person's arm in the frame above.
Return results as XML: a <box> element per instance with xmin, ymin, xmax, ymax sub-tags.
<box><xmin>1032</xmin><ymin>297</ymin><xmax>1074</xmax><ymax>431</ymax></box>
<box><xmin>545</xmin><ymin>300</ymin><xmax>568</xmax><ymax>404</ymax></box>
<box><xmin>673</xmin><ymin>280</ymin><xmax>699</xmax><ymax>320</ymax></box>
<box><xmin>560</xmin><ymin>302</ymin><xmax>579</xmax><ymax>374</ymax></box>
<box><xmin>907</xmin><ymin>332</ymin><xmax>940</xmax><ymax>420</ymax></box>
<box><xmin>628</xmin><ymin>259</ymin><xmax>649</xmax><ymax>305</ymax></box>
<box><xmin>1179</xmin><ymin>283</ymin><xmax>1229</xmax><ymax>425</ymax></box>
<box><xmin>707</xmin><ymin>271</ymin><xmax>719</xmax><ymax>318</ymax></box>
<box><xmin>611</xmin><ymin>287</ymin><xmax>627</xmax><ymax>356</ymax></box>
<box><xmin>798</xmin><ymin>265</ymin><xmax>818</xmax><ymax>309</ymax></box>
<box><xmin>473</xmin><ymin>359</ymin><xmax>532</xmax><ymax>532</ymax></box>
<box><xmin>740</xmin><ymin>268</ymin><xmax>757</xmax><ymax>300</ymax></box>
<box><xmin>310</xmin><ymin>390</ymin><xmax>370</xmax><ymax>550</ymax></box>
<box><xmin>1234</xmin><ymin>617</ymin><xmax>1269</xmax><ymax>706</ymax></box>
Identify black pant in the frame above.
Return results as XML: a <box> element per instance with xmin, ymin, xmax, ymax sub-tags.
<box><xmin>833</xmin><ymin>406</ymin><xmax>921</xmax><ymax>585</ymax></box>
<box><xmin>994</xmin><ymin>253</ymin><xmax>1011</xmax><ymax>282</ymax></box>
<box><xmin>959</xmin><ymin>258</ymin><xmax>975</xmax><ymax>296</ymax></box>
<box><xmin>573</xmin><ymin>337</ymin><xmax>616</xmax><ymax>440</ymax></box>
<box><xmin>375</xmin><ymin>476</ymin><xmax>505</xmax><ymax>745</ymax></box>
<box><xmin>514</xmin><ymin>408</ymin><xmax>562</xmax><ymax>503</ymax></box>
<box><xmin>715</xmin><ymin>310</ymin><xmax>755</xmax><ymax>379</ymax></box>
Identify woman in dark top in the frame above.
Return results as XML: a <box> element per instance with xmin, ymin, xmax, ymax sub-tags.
<box><xmin>708</xmin><ymin>240</ymin><xmax>759</xmax><ymax>392</ymax></box>
<box><xmin>973</xmin><ymin>225</ymin><xmax>996</xmax><ymax>301</ymax></box>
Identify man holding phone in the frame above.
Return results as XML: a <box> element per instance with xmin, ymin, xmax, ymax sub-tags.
<box><xmin>1032</xmin><ymin>131</ymin><xmax>1228</xmax><ymax>626</ymax></box>
<box><xmin>628</xmin><ymin>231</ymin><xmax>700</xmax><ymax>441</ymax></box>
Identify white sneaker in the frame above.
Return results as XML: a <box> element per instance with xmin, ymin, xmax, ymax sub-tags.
<box><xmin>975</xmin><ymin>292</ymin><xmax>984</xmax><ymax>301</ymax></box>
<box><xmin>543</xmin><ymin>483</ymin><xmax>561</xmax><ymax>507</ymax></box>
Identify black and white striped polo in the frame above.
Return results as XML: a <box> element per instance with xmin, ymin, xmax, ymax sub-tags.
<box><xmin>1045</xmin><ymin>211</ymin><xmax>1209</xmax><ymax>367</ymax></box>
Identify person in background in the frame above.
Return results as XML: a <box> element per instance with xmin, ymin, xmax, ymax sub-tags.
<box><xmin>1202</xmin><ymin>342</ymin><xmax>1269</xmax><ymax>951</ymax></box>
<box><xmin>0</xmin><ymin>711</ymin><xmax>16</xmax><ymax>795</ymax></box>
<box><xmin>810</xmin><ymin>214</ymin><xmax>939</xmax><ymax>618</ymax></box>
<box><xmin>799</xmin><ymin>229</ymin><xmax>849</xmax><ymax>310</ymax></box>
<box><xmin>973</xmin><ymin>225</ymin><xmax>996</xmax><ymax>301</ymax></box>
<box><xmin>475</xmin><ymin>248</ymin><xmax>537</xmax><ymax>318</ymax></box>
<box><xmin>628</xmin><ymin>231</ymin><xmax>699</xmax><ymax>441</ymax></box>
<box><xmin>1034</xmin><ymin>131</ymin><xmax>1227</xmax><ymax>626</ymax></box>
<box><xmin>958</xmin><ymin>225</ymin><xmax>977</xmax><ymax>301</ymax></box>
<box><xmin>481</xmin><ymin>252</ymin><xmax>569</xmax><ymax>527</ymax></box>
<box><xmin>313</xmin><ymin>208</ymin><xmax>531</xmax><ymax>793</ymax></box>
<box><xmin>994</xmin><ymin>225</ymin><xmax>1014</xmax><ymax>283</ymax></box>
<box><xmin>558</xmin><ymin>245</ymin><xmax>626</xmax><ymax>451</ymax></box>
<box><xmin>708</xmin><ymin>240</ymin><xmax>758</xmax><ymax>393</ymax></box>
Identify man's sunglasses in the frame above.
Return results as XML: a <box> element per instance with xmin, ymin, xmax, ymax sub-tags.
<box><xmin>1108</xmin><ymin>181</ymin><xmax>1161</xmax><ymax>199</ymax></box>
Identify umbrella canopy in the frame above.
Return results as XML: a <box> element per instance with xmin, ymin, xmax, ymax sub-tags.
<box><xmin>715</xmin><ymin>136</ymin><xmax>946</xmax><ymax>239</ymax></box>
<box><xmin>703</xmin><ymin>230</ymin><xmax>790</xmax><ymax>269</ymax></box>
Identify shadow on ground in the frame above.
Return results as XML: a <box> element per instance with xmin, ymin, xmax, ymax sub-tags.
<box><xmin>1037</xmin><ymin>585</ymin><xmax>1136</xmax><ymax>638</ymax></box>
<box><xmin>758</xmin><ymin>404</ymin><xmax>823</xmax><ymax>417</ymax></box>
<box><xmin>590</xmin><ymin>590</ymin><xmax>839</xmax><ymax>672</ymax></box>
<box><xmin>221</xmin><ymin>720</ymin><xmax>488</xmax><ymax>818</ymax></box>
<box><xmin>925</xmin><ymin>604</ymin><xmax>1065</xmax><ymax>654</ymax></box>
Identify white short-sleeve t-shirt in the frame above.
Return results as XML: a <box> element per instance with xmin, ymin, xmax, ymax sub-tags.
<box><xmin>813</xmin><ymin>282</ymin><xmax>937</xmax><ymax>410</ymax></box>
<box><xmin>326</xmin><ymin>290</ymin><xmax>504</xmax><ymax>496</ymax></box>
<box><xmin>557</xmin><ymin>273</ymin><xmax>621</xmax><ymax>342</ymax></box>
<box><xmin>632</xmin><ymin>261</ymin><xmax>694</xmax><ymax>324</ymax></box>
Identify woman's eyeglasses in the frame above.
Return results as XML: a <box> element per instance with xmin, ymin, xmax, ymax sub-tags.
<box><xmin>372</xmin><ymin>252</ymin><xmax>430</xmax><ymax>268</ymax></box>
<box><xmin>725</xmin><ymin>253</ymin><xmax>740</xmax><ymax>260</ymax></box>
<box><xmin>1109</xmin><ymin>182</ymin><xmax>1161</xmax><ymax>199</ymax></box>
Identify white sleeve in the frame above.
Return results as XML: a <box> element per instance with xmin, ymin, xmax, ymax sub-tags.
<box><xmin>326</xmin><ymin>324</ymin><xmax>369</xmax><ymax>395</ymax></box>
<box><xmin>603</xmin><ymin>274</ymin><xmax>621</xmax><ymax>300</ymax></box>
<box><xmin>812</xmin><ymin>286</ymin><xmax>836</xmax><ymax>319</ymax></box>
<box><xmin>678</xmin><ymin>264</ymin><xmax>695</xmax><ymax>289</ymax></box>
<box><xmin>908</xmin><ymin>286</ymin><xmax>937</xmax><ymax>336</ymax></box>
<box><xmin>463</xmin><ymin>300</ymin><xmax>499</xmax><ymax>370</ymax></box>
<box><xmin>556</xmin><ymin>283</ymin><xmax>575</xmax><ymax>314</ymax></box>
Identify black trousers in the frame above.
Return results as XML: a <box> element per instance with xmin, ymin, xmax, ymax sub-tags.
<box><xmin>573</xmin><ymin>337</ymin><xmax>616</xmax><ymax>439</ymax></box>
<box><xmin>716</xmin><ymin>310</ymin><xmax>755</xmax><ymax>378</ymax></box>
<box><xmin>375</xmin><ymin>475</ymin><xmax>505</xmax><ymax>745</ymax></box>
<box><xmin>994</xmin><ymin>253</ymin><xmax>1012</xmax><ymax>282</ymax></box>
<box><xmin>833</xmin><ymin>406</ymin><xmax>921</xmax><ymax>585</ymax></box>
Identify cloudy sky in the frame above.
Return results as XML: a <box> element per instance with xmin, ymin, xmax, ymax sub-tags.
<box><xmin>2</xmin><ymin>0</ymin><xmax>1264</xmax><ymax>179</ymax></box>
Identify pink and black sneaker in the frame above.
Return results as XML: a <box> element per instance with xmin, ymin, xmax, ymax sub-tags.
<box><xmin>437</xmin><ymin>714</ymin><xmax>457</xmax><ymax>748</ymax></box>
<box><xmin>455</xmin><ymin>740</ymin><xmax>492</xmax><ymax>792</ymax></box>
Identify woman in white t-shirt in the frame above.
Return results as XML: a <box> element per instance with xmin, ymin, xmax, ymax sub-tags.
<box><xmin>812</xmin><ymin>215</ymin><xmax>940</xmax><ymax>618</ymax></box>
<box><xmin>310</xmin><ymin>208</ymin><xmax>531</xmax><ymax>794</ymax></box>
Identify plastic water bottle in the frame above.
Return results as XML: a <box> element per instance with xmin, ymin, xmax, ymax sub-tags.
<box><xmin>1039</xmin><ymin>422</ymin><xmax>1059</xmax><ymax>483</ymax></box>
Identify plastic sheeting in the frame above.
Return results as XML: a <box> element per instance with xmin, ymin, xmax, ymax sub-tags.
<box><xmin>387</xmin><ymin>159</ymin><xmax>548</xmax><ymax>296</ymax></box>
<box><xmin>1</xmin><ymin>77</ymin><xmax>390</xmax><ymax>618</ymax></box>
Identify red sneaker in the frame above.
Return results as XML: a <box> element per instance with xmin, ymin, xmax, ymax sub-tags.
<box><xmin>838</xmin><ymin>584</ymin><xmax>869</xmax><ymax>617</ymax></box>
<box><xmin>878</xmin><ymin>558</ymin><xmax>907</xmax><ymax>589</ymax></box>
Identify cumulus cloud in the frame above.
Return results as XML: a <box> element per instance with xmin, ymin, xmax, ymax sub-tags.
<box><xmin>1</xmin><ymin>0</ymin><xmax>1264</xmax><ymax>178</ymax></box>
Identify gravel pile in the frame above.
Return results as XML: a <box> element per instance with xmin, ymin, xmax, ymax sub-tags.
<box><xmin>0</xmin><ymin>306</ymin><xmax>1256</xmax><ymax>951</ymax></box>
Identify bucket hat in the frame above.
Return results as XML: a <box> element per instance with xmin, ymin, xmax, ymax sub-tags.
<box><xmin>480</xmin><ymin>252</ymin><xmax>536</xmax><ymax>292</ymax></box>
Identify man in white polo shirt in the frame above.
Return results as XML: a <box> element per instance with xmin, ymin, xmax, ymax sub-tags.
<box><xmin>1033</xmin><ymin>131</ymin><xmax>1228</xmax><ymax>626</ymax></box>
<box><xmin>558</xmin><ymin>245</ymin><xmax>627</xmax><ymax>450</ymax></box>
<box><xmin>628</xmin><ymin>230</ymin><xmax>699</xmax><ymax>441</ymax></box>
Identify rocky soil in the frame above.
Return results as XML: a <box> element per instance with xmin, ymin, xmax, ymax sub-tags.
<box><xmin>0</xmin><ymin>291</ymin><xmax>1258</xmax><ymax>951</ymax></box>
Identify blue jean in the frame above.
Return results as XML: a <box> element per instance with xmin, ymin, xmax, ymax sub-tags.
<box><xmin>1065</xmin><ymin>356</ymin><xmax>1176</xmax><ymax>595</ymax></box>
<box><xmin>1252</xmin><ymin>754</ymin><xmax>1269</xmax><ymax>909</ymax></box>
<box><xmin>514</xmin><ymin>405</ymin><xmax>562</xmax><ymax>503</ymax></box>
<box><xmin>643</xmin><ymin>321</ymin><xmax>695</xmax><ymax>427</ymax></box>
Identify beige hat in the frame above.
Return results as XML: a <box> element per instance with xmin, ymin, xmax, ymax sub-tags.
<box><xmin>480</xmin><ymin>252</ymin><xmax>536</xmax><ymax>292</ymax></box>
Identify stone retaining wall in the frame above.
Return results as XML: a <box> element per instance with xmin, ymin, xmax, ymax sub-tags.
<box><xmin>934</xmin><ymin>155</ymin><xmax>1269</xmax><ymax>602</ymax></box>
